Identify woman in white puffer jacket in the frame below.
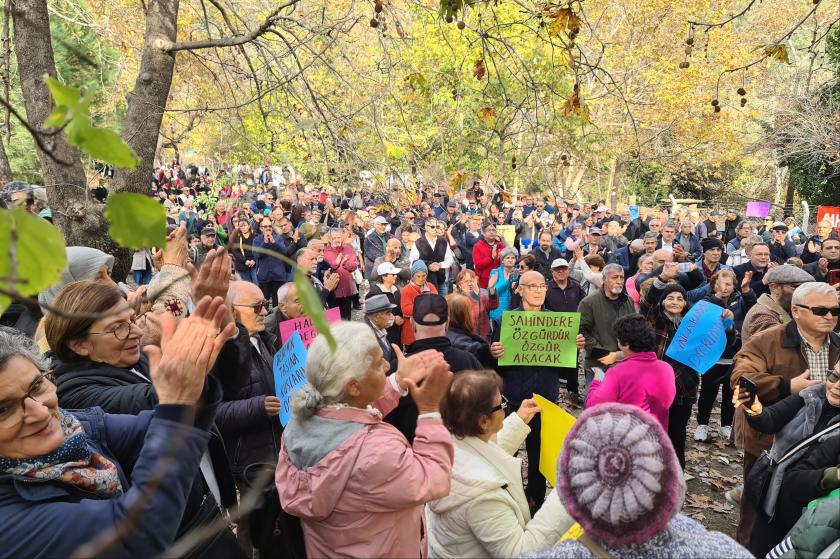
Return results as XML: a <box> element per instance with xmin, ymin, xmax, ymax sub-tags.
<box><xmin>427</xmin><ymin>370</ymin><xmax>574</xmax><ymax>558</ymax></box>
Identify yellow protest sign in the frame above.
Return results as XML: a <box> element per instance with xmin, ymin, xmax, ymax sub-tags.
<box><xmin>497</xmin><ymin>224</ymin><xmax>516</xmax><ymax>248</ymax></box>
<box><xmin>533</xmin><ymin>394</ymin><xmax>576</xmax><ymax>487</ymax></box>
<box><xmin>561</xmin><ymin>522</ymin><xmax>584</xmax><ymax>541</ymax></box>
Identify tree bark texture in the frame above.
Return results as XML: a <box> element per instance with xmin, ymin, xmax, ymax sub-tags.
<box><xmin>0</xmin><ymin>135</ymin><xmax>11</xmax><ymax>184</ymax></box>
<box><xmin>112</xmin><ymin>0</ymin><xmax>179</xmax><ymax>197</ymax></box>
<box><xmin>11</xmin><ymin>0</ymin><xmax>127</xmax><ymax>278</ymax></box>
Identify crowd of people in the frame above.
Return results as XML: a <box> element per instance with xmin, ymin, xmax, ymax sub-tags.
<box><xmin>0</xmin><ymin>165</ymin><xmax>838</xmax><ymax>559</ymax></box>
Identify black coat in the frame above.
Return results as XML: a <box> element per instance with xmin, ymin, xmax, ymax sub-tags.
<box><xmin>384</xmin><ymin>336</ymin><xmax>481</xmax><ymax>442</ymax></box>
<box><xmin>446</xmin><ymin>327</ymin><xmax>491</xmax><ymax>367</ymax></box>
<box><xmin>366</xmin><ymin>283</ymin><xmax>403</xmax><ymax>348</ymax></box>
<box><xmin>532</xmin><ymin>246</ymin><xmax>562</xmax><ymax>280</ymax></box>
<box><xmin>733</xmin><ymin>261</ymin><xmax>770</xmax><ymax>296</ymax></box>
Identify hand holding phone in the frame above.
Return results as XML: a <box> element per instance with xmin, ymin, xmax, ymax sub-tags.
<box><xmin>737</xmin><ymin>377</ymin><xmax>757</xmax><ymax>408</ymax></box>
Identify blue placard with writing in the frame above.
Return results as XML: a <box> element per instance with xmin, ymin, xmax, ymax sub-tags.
<box><xmin>273</xmin><ymin>330</ymin><xmax>308</xmax><ymax>426</ymax></box>
<box><xmin>664</xmin><ymin>300</ymin><xmax>727</xmax><ymax>375</ymax></box>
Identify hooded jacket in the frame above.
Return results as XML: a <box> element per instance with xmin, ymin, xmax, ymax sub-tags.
<box><xmin>275</xmin><ymin>381</ymin><xmax>453</xmax><ymax>559</ymax></box>
<box><xmin>427</xmin><ymin>413</ymin><xmax>573</xmax><ymax>558</ymax></box>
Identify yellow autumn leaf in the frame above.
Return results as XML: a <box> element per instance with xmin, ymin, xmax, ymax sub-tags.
<box><xmin>478</xmin><ymin>107</ymin><xmax>497</xmax><ymax>126</ymax></box>
<box><xmin>547</xmin><ymin>8</ymin><xmax>580</xmax><ymax>37</ymax></box>
<box><xmin>762</xmin><ymin>44</ymin><xmax>789</xmax><ymax>64</ymax></box>
<box><xmin>450</xmin><ymin>168</ymin><xmax>469</xmax><ymax>189</ymax></box>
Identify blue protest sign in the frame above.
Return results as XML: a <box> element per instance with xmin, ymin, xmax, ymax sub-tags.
<box><xmin>629</xmin><ymin>205</ymin><xmax>639</xmax><ymax>220</ymax></box>
<box><xmin>273</xmin><ymin>330</ymin><xmax>308</xmax><ymax>426</ymax></box>
<box><xmin>665</xmin><ymin>300</ymin><xmax>727</xmax><ymax>375</ymax></box>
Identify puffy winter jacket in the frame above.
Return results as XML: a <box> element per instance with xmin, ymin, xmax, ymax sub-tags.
<box><xmin>427</xmin><ymin>413</ymin><xmax>573</xmax><ymax>558</ymax></box>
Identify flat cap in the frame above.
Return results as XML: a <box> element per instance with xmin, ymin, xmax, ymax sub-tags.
<box><xmin>764</xmin><ymin>264</ymin><xmax>814</xmax><ymax>285</ymax></box>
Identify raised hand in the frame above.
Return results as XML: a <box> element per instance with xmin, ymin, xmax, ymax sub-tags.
<box><xmin>188</xmin><ymin>248</ymin><xmax>234</xmax><ymax>328</ymax></box>
<box><xmin>161</xmin><ymin>223</ymin><xmax>189</xmax><ymax>268</ymax></box>
<box><xmin>741</xmin><ymin>271</ymin><xmax>753</xmax><ymax>293</ymax></box>
<box><xmin>393</xmin><ymin>346</ymin><xmax>444</xmax><ymax>391</ymax></box>
<box><xmin>660</xmin><ymin>261</ymin><xmax>680</xmax><ymax>281</ymax></box>
<box><xmin>516</xmin><ymin>398</ymin><xmax>541</xmax><ymax>424</ymax></box>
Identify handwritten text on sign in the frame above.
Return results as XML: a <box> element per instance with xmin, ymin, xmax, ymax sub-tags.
<box><xmin>278</xmin><ymin>307</ymin><xmax>341</xmax><ymax>348</ymax></box>
<box><xmin>273</xmin><ymin>331</ymin><xmax>308</xmax><ymax>426</ymax></box>
<box><xmin>498</xmin><ymin>311</ymin><xmax>580</xmax><ymax>368</ymax></box>
<box><xmin>664</xmin><ymin>300</ymin><xmax>727</xmax><ymax>375</ymax></box>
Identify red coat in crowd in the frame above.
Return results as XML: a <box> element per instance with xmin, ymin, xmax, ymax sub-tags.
<box><xmin>472</xmin><ymin>239</ymin><xmax>506</xmax><ymax>289</ymax></box>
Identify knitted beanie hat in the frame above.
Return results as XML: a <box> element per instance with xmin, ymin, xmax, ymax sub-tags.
<box><xmin>658</xmin><ymin>281</ymin><xmax>686</xmax><ymax>302</ymax></box>
<box><xmin>410</xmin><ymin>259</ymin><xmax>428</xmax><ymax>276</ymax></box>
<box><xmin>557</xmin><ymin>403</ymin><xmax>685</xmax><ymax>547</ymax></box>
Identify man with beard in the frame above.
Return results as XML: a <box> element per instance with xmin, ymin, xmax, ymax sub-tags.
<box><xmin>742</xmin><ymin>265</ymin><xmax>815</xmax><ymax>342</ymax></box>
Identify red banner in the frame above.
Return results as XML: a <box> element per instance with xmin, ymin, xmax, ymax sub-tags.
<box><xmin>816</xmin><ymin>206</ymin><xmax>840</xmax><ymax>233</ymax></box>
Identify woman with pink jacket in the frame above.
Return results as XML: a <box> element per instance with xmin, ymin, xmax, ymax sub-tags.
<box><xmin>585</xmin><ymin>314</ymin><xmax>676</xmax><ymax>430</ymax></box>
<box><xmin>276</xmin><ymin>321</ymin><xmax>454</xmax><ymax>558</ymax></box>
<box><xmin>323</xmin><ymin>228</ymin><xmax>360</xmax><ymax>320</ymax></box>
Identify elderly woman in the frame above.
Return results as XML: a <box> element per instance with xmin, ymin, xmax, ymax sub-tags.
<box><xmin>0</xmin><ymin>298</ymin><xmax>238</xmax><ymax>558</ymax></box>
<box><xmin>401</xmin><ymin>260</ymin><xmax>439</xmax><ymax>346</ymax></box>
<box><xmin>427</xmin><ymin>370</ymin><xmax>574</xmax><ymax>558</ymax></box>
<box><xmin>452</xmin><ymin>269</ymin><xmax>496</xmax><ymax>342</ymax></box>
<box><xmin>275</xmin><ymin>321</ymin><xmax>454</xmax><ymax>558</ymax></box>
<box><xmin>735</xmin><ymin>363</ymin><xmax>840</xmax><ymax>558</ymax></box>
<box><xmin>488</xmin><ymin>247</ymin><xmax>519</xmax><ymax>321</ymax></box>
<box><xmin>626</xmin><ymin>253</ymin><xmax>654</xmax><ymax>309</ymax></box>
<box><xmin>323</xmin><ymin>228</ymin><xmax>360</xmax><ymax>320</ymax></box>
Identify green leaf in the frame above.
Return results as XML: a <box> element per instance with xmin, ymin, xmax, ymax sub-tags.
<box><xmin>44</xmin><ymin>75</ymin><xmax>81</xmax><ymax>109</ymax></box>
<box><xmin>81</xmin><ymin>128</ymin><xmax>141</xmax><ymax>169</ymax></box>
<box><xmin>0</xmin><ymin>209</ymin><xmax>67</xmax><ymax>314</ymax></box>
<box><xmin>294</xmin><ymin>268</ymin><xmax>337</xmax><ymax>352</ymax></box>
<box><xmin>104</xmin><ymin>193</ymin><xmax>167</xmax><ymax>249</ymax></box>
<box><xmin>44</xmin><ymin>107</ymin><xmax>70</xmax><ymax>129</ymax></box>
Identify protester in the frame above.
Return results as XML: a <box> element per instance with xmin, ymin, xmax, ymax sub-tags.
<box><xmin>544</xmin><ymin>258</ymin><xmax>586</xmax><ymax>402</ymax></box>
<box><xmin>451</xmin><ymin>268</ymin><xmax>496</xmax><ymax>341</ymax></box>
<box><xmin>254</xmin><ymin>216</ymin><xmax>295</xmax><ymax>308</ymax></box>
<box><xmin>625</xmin><ymin>253</ymin><xmax>654</xmax><ymax>308</ymax></box>
<box><xmin>804</xmin><ymin>236</ymin><xmax>840</xmax><ymax>283</ymax></box>
<box><xmin>323</xmin><ymin>228</ymin><xmax>360</xmax><ymax>320</ymax></box>
<box><xmin>230</xmin><ymin>217</ymin><xmax>258</xmax><ymax>284</ymax></box>
<box><xmin>473</xmin><ymin>223</ymin><xmax>505</xmax><ymax>289</ymax></box>
<box><xmin>369</xmin><ymin>237</ymin><xmax>411</xmax><ymax>288</ymax></box>
<box><xmin>741</xmin><ymin>264</ymin><xmax>813</xmax><ymax>343</ymax></box>
<box><xmin>488</xmin><ymin>247</ymin><xmax>519</xmax><ymax>321</ymax></box>
<box><xmin>363</xmin><ymin>293</ymin><xmax>399</xmax><ymax>372</ymax></box>
<box><xmin>733</xmin><ymin>363</ymin><xmax>840</xmax><ymax>557</ymax></box>
<box><xmin>585</xmin><ymin>314</ymin><xmax>676</xmax><ymax>430</ymax></box>
<box><xmin>734</xmin><ymin>240</ymin><xmax>773</xmax><ymax>296</ymax></box>
<box><xmin>532</xmin><ymin>231</ymin><xmax>562</xmax><ymax>280</ymax></box>
<box><xmin>521</xmin><ymin>404</ymin><xmax>752</xmax><ymax>559</ymax></box>
<box><xmin>427</xmin><ymin>370</ymin><xmax>574</xmax><ymax>557</ymax></box>
<box><xmin>366</xmin><ymin>262</ymin><xmax>405</xmax><ymax>347</ymax></box>
<box><xmin>275</xmin><ymin>321</ymin><xmax>454</xmax><ymax>558</ymax></box>
<box><xmin>730</xmin><ymin>282</ymin><xmax>839</xmax><ymax>546</ymax></box>
<box><xmin>363</xmin><ymin>215</ymin><xmax>391</xmax><ymax>277</ymax></box>
<box><xmin>444</xmin><ymin>294</ymin><xmax>491</xmax><ymax>366</ymax></box>
<box><xmin>490</xmin><ymin>271</ymin><xmax>586</xmax><ymax>510</ymax></box>
<box><xmin>0</xmin><ymin>300</ymin><xmax>244</xmax><ymax>558</ymax></box>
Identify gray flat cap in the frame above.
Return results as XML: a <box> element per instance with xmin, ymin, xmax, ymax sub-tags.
<box><xmin>764</xmin><ymin>264</ymin><xmax>815</xmax><ymax>285</ymax></box>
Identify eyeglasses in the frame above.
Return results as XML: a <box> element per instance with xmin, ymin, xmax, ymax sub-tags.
<box><xmin>0</xmin><ymin>371</ymin><xmax>55</xmax><ymax>430</ymax></box>
<box><xmin>233</xmin><ymin>300</ymin><xmax>270</xmax><ymax>313</ymax></box>
<box><xmin>521</xmin><ymin>283</ymin><xmax>547</xmax><ymax>290</ymax></box>
<box><xmin>827</xmin><ymin>369</ymin><xmax>840</xmax><ymax>384</ymax></box>
<box><xmin>88</xmin><ymin>314</ymin><xmax>147</xmax><ymax>341</ymax></box>
<box><xmin>488</xmin><ymin>395</ymin><xmax>508</xmax><ymax>414</ymax></box>
<box><xmin>794</xmin><ymin>304</ymin><xmax>840</xmax><ymax>317</ymax></box>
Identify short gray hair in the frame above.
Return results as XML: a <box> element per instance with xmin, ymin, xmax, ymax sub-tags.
<box><xmin>643</xmin><ymin>231</ymin><xmax>658</xmax><ymax>240</ymax></box>
<box><xmin>602</xmin><ymin>263</ymin><xmax>625</xmax><ymax>279</ymax></box>
<box><xmin>277</xmin><ymin>282</ymin><xmax>296</xmax><ymax>306</ymax></box>
<box><xmin>291</xmin><ymin>322</ymin><xmax>381</xmax><ymax>419</ymax></box>
<box><xmin>792</xmin><ymin>282</ymin><xmax>838</xmax><ymax>307</ymax></box>
<box><xmin>499</xmin><ymin>247</ymin><xmax>519</xmax><ymax>261</ymax></box>
<box><xmin>0</xmin><ymin>327</ymin><xmax>50</xmax><ymax>374</ymax></box>
<box><xmin>743</xmin><ymin>234</ymin><xmax>763</xmax><ymax>246</ymax></box>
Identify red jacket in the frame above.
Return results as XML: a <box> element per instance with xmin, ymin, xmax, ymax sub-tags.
<box><xmin>472</xmin><ymin>240</ymin><xmax>505</xmax><ymax>288</ymax></box>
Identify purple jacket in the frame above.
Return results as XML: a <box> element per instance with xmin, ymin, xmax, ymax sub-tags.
<box><xmin>585</xmin><ymin>352</ymin><xmax>677</xmax><ymax>431</ymax></box>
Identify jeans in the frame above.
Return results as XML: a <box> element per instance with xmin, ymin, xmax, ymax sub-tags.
<box><xmin>260</xmin><ymin>280</ymin><xmax>286</xmax><ymax>308</ymax></box>
<box><xmin>239</xmin><ymin>267</ymin><xmax>259</xmax><ymax>285</ymax></box>
<box><xmin>697</xmin><ymin>363</ymin><xmax>734</xmax><ymax>427</ymax></box>
<box><xmin>132</xmin><ymin>269</ymin><xmax>151</xmax><ymax>286</ymax></box>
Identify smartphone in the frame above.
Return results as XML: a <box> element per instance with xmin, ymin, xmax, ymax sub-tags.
<box><xmin>738</xmin><ymin>377</ymin><xmax>757</xmax><ymax>407</ymax></box>
<box><xmin>829</xmin><ymin>269</ymin><xmax>840</xmax><ymax>286</ymax></box>
<box><xmin>678</xmin><ymin>262</ymin><xmax>693</xmax><ymax>273</ymax></box>
<box><xmin>593</xmin><ymin>367</ymin><xmax>606</xmax><ymax>382</ymax></box>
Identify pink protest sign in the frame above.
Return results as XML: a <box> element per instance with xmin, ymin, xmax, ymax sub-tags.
<box><xmin>745</xmin><ymin>201</ymin><xmax>771</xmax><ymax>218</ymax></box>
<box><xmin>278</xmin><ymin>307</ymin><xmax>341</xmax><ymax>348</ymax></box>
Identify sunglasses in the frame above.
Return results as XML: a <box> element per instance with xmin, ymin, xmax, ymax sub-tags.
<box><xmin>828</xmin><ymin>369</ymin><xmax>840</xmax><ymax>384</ymax></box>
<box><xmin>795</xmin><ymin>304</ymin><xmax>840</xmax><ymax>317</ymax></box>
<box><xmin>233</xmin><ymin>300</ymin><xmax>270</xmax><ymax>313</ymax></box>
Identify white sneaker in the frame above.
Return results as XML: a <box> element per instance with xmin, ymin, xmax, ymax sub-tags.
<box><xmin>694</xmin><ymin>424</ymin><xmax>709</xmax><ymax>442</ymax></box>
<box><xmin>719</xmin><ymin>425</ymin><xmax>732</xmax><ymax>440</ymax></box>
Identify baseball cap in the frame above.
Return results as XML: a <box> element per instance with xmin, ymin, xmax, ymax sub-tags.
<box><xmin>589</xmin><ymin>227</ymin><xmax>603</xmax><ymax>235</ymax></box>
<box><xmin>200</xmin><ymin>227</ymin><xmax>216</xmax><ymax>236</ymax></box>
<box><xmin>551</xmin><ymin>258</ymin><xmax>570</xmax><ymax>269</ymax></box>
<box><xmin>412</xmin><ymin>293</ymin><xmax>448</xmax><ymax>326</ymax></box>
<box><xmin>771</xmin><ymin>221</ymin><xmax>788</xmax><ymax>231</ymax></box>
<box><xmin>374</xmin><ymin>216</ymin><xmax>388</xmax><ymax>225</ymax></box>
<box><xmin>376</xmin><ymin>262</ymin><xmax>401</xmax><ymax>276</ymax></box>
<box><xmin>595</xmin><ymin>206</ymin><xmax>608</xmax><ymax>213</ymax></box>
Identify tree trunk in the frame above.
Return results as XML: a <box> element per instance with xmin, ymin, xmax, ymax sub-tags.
<box><xmin>0</xmin><ymin>135</ymin><xmax>11</xmax><ymax>184</ymax></box>
<box><xmin>112</xmin><ymin>0</ymin><xmax>180</xmax><ymax>197</ymax></box>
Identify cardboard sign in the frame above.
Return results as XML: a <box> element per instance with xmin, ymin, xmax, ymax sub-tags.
<box><xmin>817</xmin><ymin>206</ymin><xmax>840</xmax><ymax>232</ymax></box>
<box><xmin>272</xmin><ymin>331</ymin><xmax>308</xmax><ymax>427</ymax></box>
<box><xmin>278</xmin><ymin>307</ymin><xmax>341</xmax><ymax>348</ymax></box>
<box><xmin>745</xmin><ymin>201</ymin><xmax>771</xmax><ymax>218</ymax></box>
<box><xmin>665</xmin><ymin>300</ymin><xmax>727</xmax><ymax>375</ymax></box>
<box><xmin>497</xmin><ymin>224</ymin><xmax>516</xmax><ymax>248</ymax></box>
<box><xmin>533</xmin><ymin>394</ymin><xmax>576</xmax><ymax>487</ymax></box>
<box><xmin>498</xmin><ymin>311</ymin><xmax>580</xmax><ymax>368</ymax></box>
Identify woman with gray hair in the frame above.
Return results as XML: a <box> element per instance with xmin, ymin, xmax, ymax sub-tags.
<box><xmin>275</xmin><ymin>321</ymin><xmax>455</xmax><ymax>558</ymax></box>
<box><xmin>488</xmin><ymin>247</ymin><xmax>519</xmax><ymax>321</ymax></box>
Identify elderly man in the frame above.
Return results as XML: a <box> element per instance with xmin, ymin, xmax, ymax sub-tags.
<box><xmin>363</xmin><ymin>294</ymin><xmax>399</xmax><ymax>372</ymax></box>
<box><xmin>363</xmin><ymin>215</ymin><xmax>391</xmax><ymax>277</ymax></box>
<box><xmin>675</xmin><ymin>220</ymin><xmax>702</xmax><ymax>262</ymax></box>
<box><xmin>727</xmin><ymin>220</ymin><xmax>754</xmax><ymax>255</ymax></box>
<box><xmin>734</xmin><ymin>241</ymin><xmax>774</xmax><ymax>296</ymax></box>
<box><xmin>731</xmin><ymin>282</ymin><xmax>840</xmax><ymax>547</ymax></box>
<box><xmin>610</xmin><ymin>238</ymin><xmax>644</xmax><ymax>276</ymax></box>
<box><xmin>768</xmin><ymin>221</ymin><xmax>797</xmax><ymax>264</ymax></box>
<box><xmin>410</xmin><ymin>216</ymin><xmax>454</xmax><ymax>295</ymax></box>
<box><xmin>189</xmin><ymin>226</ymin><xmax>218</xmax><ymax>267</ymax></box>
<box><xmin>726</xmin><ymin>233</ymin><xmax>761</xmax><ymax>268</ymax></box>
<box><xmin>578</xmin><ymin>263</ymin><xmax>636</xmax><ymax>390</ymax></box>
<box><xmin>221</xmin><ymin>280</ymin><xmax>285</xmax><ymax>557</ymax></box>
<box><xmin>742</xmin><ymin>264</ymin><xmax>814</xmax><ymax>343</ymax></box>
<box><xmin>804</xmin><ymin>236</ymin><xmax>840</xmax><ymax>283</ymax></box>
<box><xmin>370</xmin><ymin>237</ymin><xmax>411</xmax><ymax>288</ymax></box>
<box><xmin>490</xmin><ymin>270</ymin><xmax>586</xmax><ymax>509</ymax></box>
<box><xmin>544</xmin><ymin>258</ymin><xmax>587</xmax><ymax>402</ymax></box>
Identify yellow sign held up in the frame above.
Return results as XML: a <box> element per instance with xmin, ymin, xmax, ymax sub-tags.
<box><xmin>532</xmin><ymin>394</ymin><xmax>576</xmax><ymax>487</ymax></box>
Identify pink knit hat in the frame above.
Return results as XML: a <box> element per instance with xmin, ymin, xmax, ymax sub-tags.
<box><xmin>557</xmin><ymin>403</ymin><xmax>685</xmax><ymax>547</ymax></box>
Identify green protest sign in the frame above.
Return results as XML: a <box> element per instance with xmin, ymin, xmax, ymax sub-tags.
<box><xmin>498</xmin><ymin>311</ymin><xmax>580</xmax><ymax>368</ymax></box>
